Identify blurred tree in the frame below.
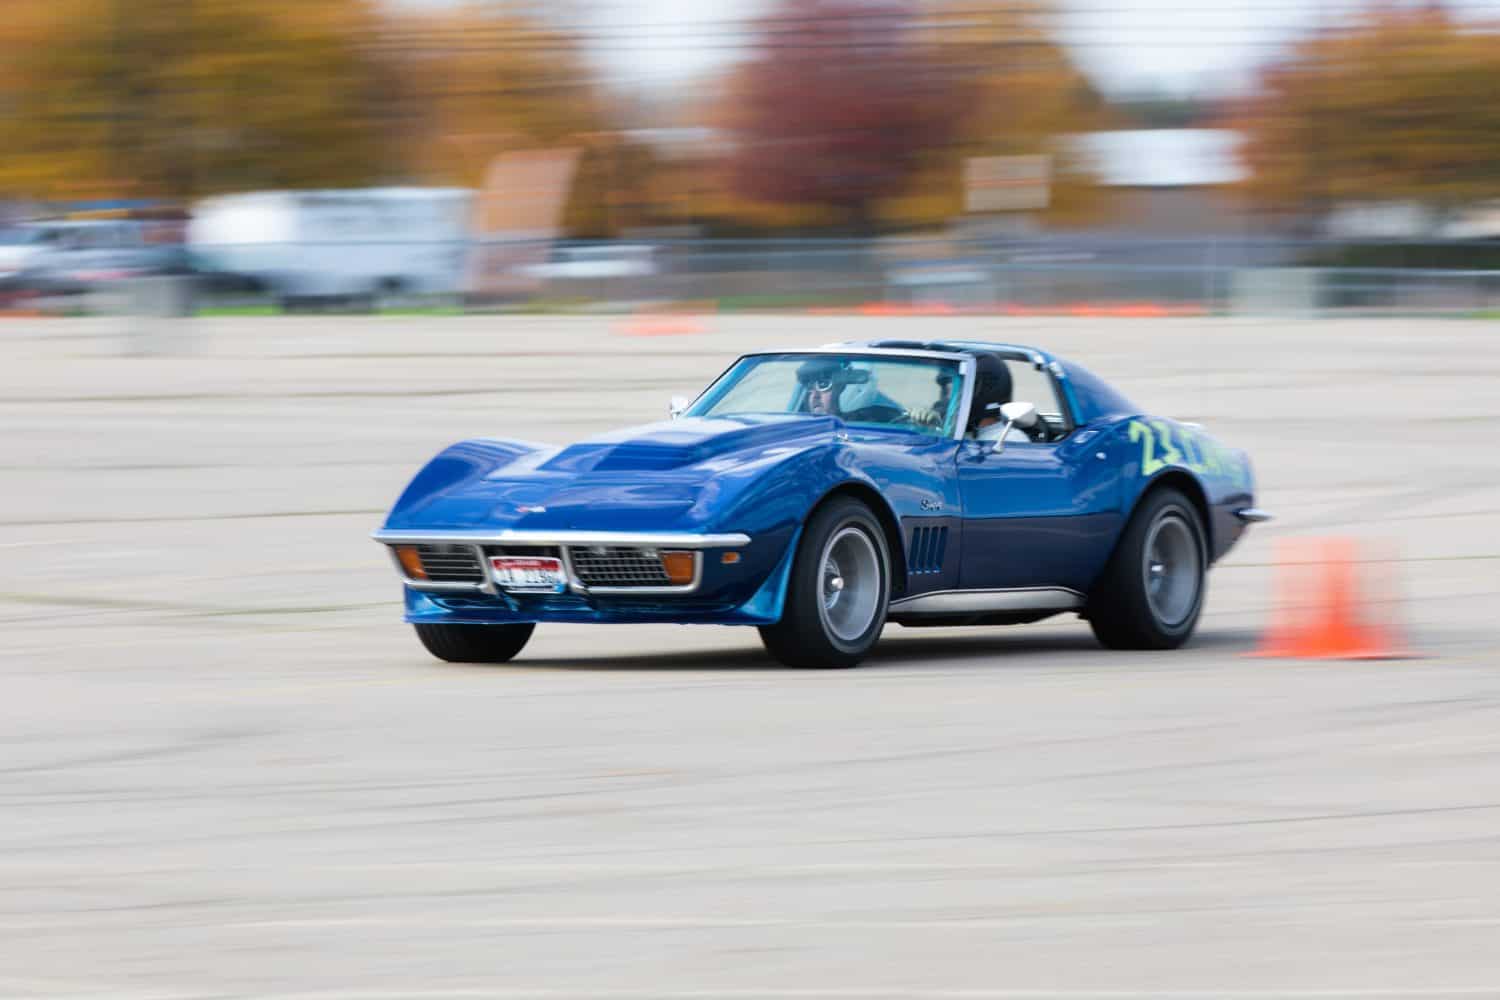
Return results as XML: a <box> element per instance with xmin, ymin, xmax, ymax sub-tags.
<box><xmin>719</xmin><ymin>0</ymin><xmax>1104</xmax><ymax>233</ymax></box>
<box><xmin>908</xmin><ymin>0</ymin><xmax>1109</xmax><ymax>229</ymax></box>
<box><xmin>376</xmin><ymin>6</ymin><xmax>607</xmax><ymax>189</ymax></box>
<box><xmin>725</xmin><ymin>0</ymin><xmax>962</xmax><ymax>234</ymax></box>
<box><xmin>562</xmin><ymin>134</ymin><xmax>661</xmax><ymax>238</ymax></box>
<box><xmin>375</xmin><ymin>6</ymin><xmax>655</xmax><ymax>236</ymax></box>
<box><xmin>0</xmin><ymin>0</ymin><xmax>390</xmax><ymax>200</ymax></box>
<box><xmin>1239</xmin><ymin>7</ymin><xmax>1500</xmax><ymax>231</ymax></box>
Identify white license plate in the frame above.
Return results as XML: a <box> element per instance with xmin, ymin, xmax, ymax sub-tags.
<box><xmin>490</xmin><ymin>556</ymin><xmax>567</xmax><ymax>592</ymax></box>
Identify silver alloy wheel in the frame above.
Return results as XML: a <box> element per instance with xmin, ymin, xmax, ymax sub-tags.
<box><xmin>818</xmin><ymin>525</ymin><xmax>881</xmax><ymax>643</ymax></box>
<box><xmin>1142</xmin><ymin>510</ymin><xmax>1201</xmax><ymax>628</ymax></box>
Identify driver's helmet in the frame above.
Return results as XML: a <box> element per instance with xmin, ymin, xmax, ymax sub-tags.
<box><xmin>795</xmin><ymin>357</ymin><xmax>868</xmax><ymax>411</ymax></box>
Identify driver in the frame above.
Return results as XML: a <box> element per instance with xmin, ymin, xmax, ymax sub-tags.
<box><xmin>796</xmin><ymin>358</ymin><xmax>939</xmax><ymax>427</ymax></box>
<box><xmin>796</xmin><ymin>358</ymin><xmax>853</xmax><ymax>416</ymax></box>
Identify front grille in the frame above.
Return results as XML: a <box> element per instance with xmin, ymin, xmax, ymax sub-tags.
<box><xmin>414</xmin><ymin>543</ymin><xmax>485</xmax><ymax>583</ymax></box>
<box><xmin>568</xmin><ymin>546</ymin><xmax>674</xmax><ymax>588</ymax></box>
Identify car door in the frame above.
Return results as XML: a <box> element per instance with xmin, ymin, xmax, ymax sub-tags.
<box><xmin>955</xmin><ymin>363</ymin><xmax>1120</xmax><ymax>593</ymax></box>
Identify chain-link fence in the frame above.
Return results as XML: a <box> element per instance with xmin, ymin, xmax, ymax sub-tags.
<box><xmin>15</xmin><ymin>236</ymin><xmax>1500</xmax><ymax>318</ymax></box>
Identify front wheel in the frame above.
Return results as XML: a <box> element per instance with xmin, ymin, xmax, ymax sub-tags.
<box><xmin>1087</xmin><ymin>487</ymin><xmax>1207</xmax><ymax>650</ymax></box>
<box><xmin>413</xmin><ymin>622</ymin><xmax>535</xmax><ymax>663</ymax></box>
<box><xmin>759</xmin><ymin>497</ymin><xmax>890</xmax><ymax>668</ymax></box>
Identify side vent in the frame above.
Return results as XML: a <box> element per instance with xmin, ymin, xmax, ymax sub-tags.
<box><xmin>908</xmin><ymin>525</ymin><xmax>948</xmax><ymax>575</ymax></box>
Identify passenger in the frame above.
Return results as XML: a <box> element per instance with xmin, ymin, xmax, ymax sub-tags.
<box><xmin>904</xmin><ymin>369</ymin><xmax>957</xmax><ymax>429</ymax></box>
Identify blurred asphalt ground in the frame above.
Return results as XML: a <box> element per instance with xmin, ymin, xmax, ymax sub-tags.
<box><xmin>1</xmin><ymin>314</ymin><xmax>1498</xmax><ymax>998</ymax></box>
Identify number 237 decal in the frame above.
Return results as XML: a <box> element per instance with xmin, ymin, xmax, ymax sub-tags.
<box><xmin>1127</xmin><ymin>419</ymin><xmax>1244</xmax><ymax>482</ymax></box>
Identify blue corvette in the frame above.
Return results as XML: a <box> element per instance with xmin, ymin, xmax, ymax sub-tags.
<box><xmin>374</xmin><ymin>340</ymin><xmax>1270</xmax><ymax>668</ymax></box>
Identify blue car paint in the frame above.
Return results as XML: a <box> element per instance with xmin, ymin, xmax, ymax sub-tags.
<box><xmin>954</xmin><ymin>422</ymin><xmax>1125</xmax><ymax>592</ymax></box>
<box><xmin>930</xmin><ymin>340</ymin><xmax>1254</xmax><ymax>566</ymax></box>
<box><xmin>379</xmin><ymin>343</ymin><xmax>1259</xmax><ymax>628</ymax></box>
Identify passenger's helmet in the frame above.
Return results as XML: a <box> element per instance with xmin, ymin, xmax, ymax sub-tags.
<box><xmin>967</xmin><ymin>354</ymin><xmax>1013</xmax><ymax>432</ymax></box>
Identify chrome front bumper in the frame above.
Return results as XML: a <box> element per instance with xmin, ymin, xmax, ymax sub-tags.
<box><xmin>371</xmin><ymin>529</ymin><xmax>752</xmax><ymax>597</ymax></box>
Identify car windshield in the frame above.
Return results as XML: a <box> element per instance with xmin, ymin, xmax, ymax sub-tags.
<box><xmin>687</xmin><ymin>353</ymin><xmax>965</xmax><ymax>438</ymax></box>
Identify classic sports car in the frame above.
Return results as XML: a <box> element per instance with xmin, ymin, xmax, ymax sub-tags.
<box><xmin>374</xmin><ymin>340</ymin><xmax>1270</xmax><ymax>668</ymax></box>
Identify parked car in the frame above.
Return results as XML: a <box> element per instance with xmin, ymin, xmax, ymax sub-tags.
<box><xmin>373</xmin><ymin>339</ymin><xmax>1270</xmax><ymax>668</ymax></box>
<box><xmin>518</xmin><ymin>243</ymin><xmax>659</xmax><ymax>281</ymax></box>
<box><xmin>0</xmin><ymin>223</ymin><xmax>59</xmax><ymax>292</ymax></box>
<box><xmin>8</xmin><ymin>220</ymin><xmax>185</xmax><ymax>295</ymax></box>
<box><xmin>188</xmin><ymin>188</ymin><xmax>473</xmax><ymax>309</ymax></box>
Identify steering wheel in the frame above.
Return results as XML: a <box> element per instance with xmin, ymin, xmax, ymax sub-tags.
<box><xmin>844</xmin><ymin>403</ymin><xmax>908</xmax><ymax>425</ymax></box>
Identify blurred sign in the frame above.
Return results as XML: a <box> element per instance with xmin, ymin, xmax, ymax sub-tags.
<box><xmin>964</xmin><ymin>155</ymin><xmax>1051</xmax><ymax>214</ymax></box>
<box><xmin>469</xmin><ymin>148</ymin><xmax>583</xmax><ymax>298</ymax></box>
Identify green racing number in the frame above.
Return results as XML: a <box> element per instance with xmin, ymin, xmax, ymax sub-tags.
<box><xmin>1127</xmin><ymin>419</ymin><xmax>1244</xmax><ymax>483</ymax></box>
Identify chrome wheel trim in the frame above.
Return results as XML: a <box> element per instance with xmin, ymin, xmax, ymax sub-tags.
<box><xmin>818</xmin><ymin>525</ymin><xmax>881</xmax><ymax>643</ymax></box>
<box><xmin>1143</xmin><ymin>510</ymin><xmax>1201</xmax><ymax>628</ymax></box>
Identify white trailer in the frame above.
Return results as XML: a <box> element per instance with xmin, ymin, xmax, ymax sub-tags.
<box><xmin>188</xmin><ymin>188</ymin><xmax>474</xmax><ymax>306</ymax></box>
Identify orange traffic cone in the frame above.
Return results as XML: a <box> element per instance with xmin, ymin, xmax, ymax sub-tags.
<box><xmin>615</xmin><ymin>308</ymin><xmax>707</xmax><ymax>337</ymax></box>
<box><xmin>1249</xmin><ymin>537</ymin><xmax>1412</xmax><ymax>660</ymax></box>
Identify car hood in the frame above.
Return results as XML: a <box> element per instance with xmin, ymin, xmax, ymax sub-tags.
<box><xmin>390</xmin><ymin>415</ymin><xmax>837</xmax><ymax>532</ymax></box>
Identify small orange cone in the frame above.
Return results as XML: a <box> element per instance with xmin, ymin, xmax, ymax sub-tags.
<box><xmin>615</xmin><ymin>309</ymin><xmax>707</xmax><ymax>337</ymax></box>
<box><xmin>1249</xmin><ymin>537</ymin><xmax>1412</xmax><ymax>660</ymax></box>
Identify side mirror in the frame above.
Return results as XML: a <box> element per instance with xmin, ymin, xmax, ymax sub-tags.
<box><xmin>668</xmin><ymin>395</ymin><xmax>690</xmax><ymax>419</ymax></box>
<box><xmin>1001</xmin><ymin>401</ymin><xmax>1038</xmax><ymax>428</ymax></box>
<box><xmin>990</xmin><ymin>401</ymin><xmax>1038</xmax><ymax>453</ymax></box>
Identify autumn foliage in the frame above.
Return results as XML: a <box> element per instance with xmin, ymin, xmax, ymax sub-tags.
<box><xmin>727</xmin><ymin>0</ymin><xmax>962</xmax><ymax>232</ymax></box>
<box><xmin>0</xmin><ymin>0</ymin><xmax>392</xmax><ymax>200</ymax></box>
<box><xmin>722</xmin><ymin>0</ymin><xmax>1103</xmax><ymax>232</ymax></box>
<box><xmin>0</xmin><ymin>0</ymin><xmax>609</xmax><ymax>203</ymax></box>
<box><xmin>1239</xmin><ymin>6</ymin><xmax>1500</xmax><ymax>226</ymax></box>
<box><xmin>0</xmin><ymin>0</ymin><xmax>1105</xmax><ymax>235</ymax></box>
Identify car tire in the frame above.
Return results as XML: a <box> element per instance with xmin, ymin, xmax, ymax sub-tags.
<box><xmin>413</xmin><ymin>622</ymin><xmax>535</xmax><ymax>663</ymax></box>
<box><xmin>1087</xmin><ymin>487</ymin><xmax>1207</xmax><ymax>650</ymax></box>
<box><xmin>758</xmin><ymin>497</ymin><xmax>890</xmax><ymax>668</ymax></box>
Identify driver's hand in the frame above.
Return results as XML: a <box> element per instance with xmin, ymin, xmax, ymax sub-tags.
<box><xmin>904</xmin><ymin>407</ymin><xmax>942</xmax><ymax>428</ymax></box>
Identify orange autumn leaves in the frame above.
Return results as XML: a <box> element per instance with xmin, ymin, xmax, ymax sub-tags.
<box><xmin>0</xmin><ymin>0</ymin><xmax>610</xmax><ymax>202</ymax></box>
<box><xmin>1239</xmin><ymin>6</ymin><xmax>1500</xmax><ymax>221</ymax></box>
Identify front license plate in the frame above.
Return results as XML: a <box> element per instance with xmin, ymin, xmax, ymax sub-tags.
<box><xmin>490</xmin><ymin>556</ymin><xmax>567</xmax><ymax>592</ymax></box>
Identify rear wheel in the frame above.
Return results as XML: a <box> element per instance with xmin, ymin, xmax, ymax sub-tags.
<box><xmin>413</xmin><ymin>622</ymin><xmax>535</xmax><ymax>663</ymax></box>
<box><xmin>1087</xmin><ymin>487</ymin><xmax>1207</xmax><ymax>650</ymax></box>
<box><xmin>759</xmin><ymin>497</ymin><xmax>890</xmax><ymax>668</ymax></box>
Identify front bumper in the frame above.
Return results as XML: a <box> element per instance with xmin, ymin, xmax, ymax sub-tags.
<box><xmin>381</xmin><ymin>524</ymin><xmax>798</xmax><ymax>626</ymax></box>
<box><xmin>372</xmin><ymin>528</ymin><xmax>752</xmax><ymax>595</ymax></box>
<box><xmin>373</xmin><ymin>527</ymin><xmax>794</xmax><ymax>626</ymax></box>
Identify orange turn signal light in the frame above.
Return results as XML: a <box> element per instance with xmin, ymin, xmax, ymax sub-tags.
<box><xmin>394</xmin><ymin>545</ymin><xmax>427</xmax><ymax>580</ymax></box>
<box><xmin>720</xmin><ymin>551</ymin><xmax>741</xmax><ymax>565</ymax></box>
<box><xmin>660</xmin><ymin>550</ymin><xmax>695</xmax><ymax>585</ymax></box>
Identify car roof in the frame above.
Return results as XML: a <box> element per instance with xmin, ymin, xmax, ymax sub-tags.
<box><xmin>832</xmin><ymin>339</ymin><xmax>1057</xmax><ymax>367</ymax></box>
